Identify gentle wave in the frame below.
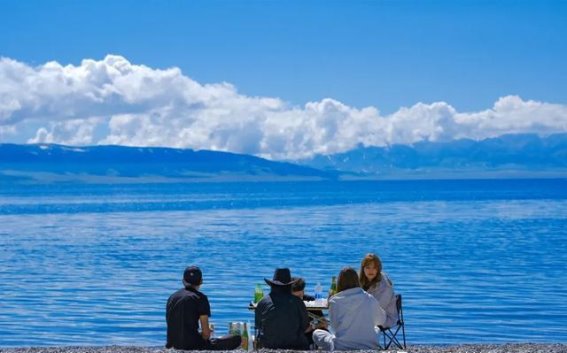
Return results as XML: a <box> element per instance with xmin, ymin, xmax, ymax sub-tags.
<box><xmin>1</xmin><ymin>180</ymin><xmax>566</xmax><ymax>346</ymax></box>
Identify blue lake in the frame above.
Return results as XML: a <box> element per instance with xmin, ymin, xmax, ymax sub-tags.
<box><xmin>0</xmin><ymin>179</ymin><xmax>566</xmax><ymax>346</ymax></box>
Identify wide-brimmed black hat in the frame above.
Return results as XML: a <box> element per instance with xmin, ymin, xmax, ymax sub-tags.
<box><xmin>264</xmin><ymin>268</ymin><xmax>298</xmax><ymax>287</ymax></box>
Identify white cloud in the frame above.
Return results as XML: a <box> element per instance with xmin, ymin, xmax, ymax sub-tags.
<box><xmin>1</xmin><ymin>55</ymin><xmax>566</xmax><ymax>160</ymax></box>
<box><xmin>28</xmin><ymin>117</ymin><xmax>101</xmax><ymax>145</ymax></box>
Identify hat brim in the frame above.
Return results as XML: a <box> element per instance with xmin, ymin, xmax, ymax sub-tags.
<box><xmin>264</xmin><ymin>278</ymin><xmax>298</xmax><ymax>287</ymax></box>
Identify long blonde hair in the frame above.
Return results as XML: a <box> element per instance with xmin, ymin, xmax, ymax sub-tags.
<box><xmin>359</xmin><ymin>253</ymin><xmax>382</xmax><ymax>291</ymax></box>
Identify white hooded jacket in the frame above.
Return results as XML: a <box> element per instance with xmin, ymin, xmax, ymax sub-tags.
<box><xmin>329</xmin><ymin>287</ymin><xmax>386</xmax><ymax>350</ymax></box>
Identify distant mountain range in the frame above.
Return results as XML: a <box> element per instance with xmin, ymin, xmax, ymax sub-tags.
<box><xmin>0</xmin><ymin>133</ymin><xmax>565</xmax><ymax>183</ymax></box>
<box><xmin>0</xmin><ymin>144</ymin><xmax>336</xmax><ymax>183</ymax></box>
<box><xmin>296</xmin><ymin>133</ymin><xmax>567</xmax><ymax>179</ymax></box>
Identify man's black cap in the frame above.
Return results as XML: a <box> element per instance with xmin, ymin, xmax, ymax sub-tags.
<box><xmin>183</xmin><ymin>266</ymin><xmax>202</xmax><ymax>286</ymax></box>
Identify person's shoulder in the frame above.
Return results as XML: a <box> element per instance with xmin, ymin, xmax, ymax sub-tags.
<box><xmin>194</xmin><ymin>289</ymin><xmax>209</xmax><ymax>300</ymax></box>
<box><xmin>178</xmin><ymin>287</ymin><xmax>208</xmax><ymax>301</ymax></box>
<box><xmin>168</xmin><ymin>287</ymin><xmax>185</xmax><ymax>299</ymax></box>
<box><xmin>167</xmin><ymin>288</ymin><xmax>193</xmax><ymax>307</ymax></box>
<box><xmin>329</xmin><ymin>296</ymin><xmax>338</xmax><ymax>305</ymax></box>
<box><xmin>257</xmin><ymin>295</ymin><xmax>272</xmax><ymax>306</ymax></box>
<box><xmin>381</xmin><ymin>272</ymin><xmax>394</xmax><ymax>286</ymax></box>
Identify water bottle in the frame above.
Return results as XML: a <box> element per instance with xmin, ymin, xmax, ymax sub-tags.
<box><xmin>314</xmin><ymin>282</ymin><xmax>323</xmax><ymax>301</ymax></box>
<box><xmin>246</xmin><ymin>321</ymin><xmax>253</xmax><ymax>352</ymax></box>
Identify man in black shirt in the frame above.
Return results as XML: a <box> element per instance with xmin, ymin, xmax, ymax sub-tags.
<box><xmin>255</xmin><ymin>268</ymin><xmax>310</xmax><ymax>350</ymax></box>
<box><xmin>166</xmin><ymin>266</ymin><xmax>241</xmax><ymax>350</ymax></box>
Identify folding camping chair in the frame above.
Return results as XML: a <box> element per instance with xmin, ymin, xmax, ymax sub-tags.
<box><xmin>379</xmin><ymin>294</ymin><xmax>406</xmax><ymax>350</ymax></box>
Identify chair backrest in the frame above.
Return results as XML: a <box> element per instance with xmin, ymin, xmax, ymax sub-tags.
<box><xmin>395</xmin><ymin>294</ymin><xmax>404</xmax><ymax>325</ymax></box>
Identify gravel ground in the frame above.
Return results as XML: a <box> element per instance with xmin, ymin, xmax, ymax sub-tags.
<box><xmin>1</xmin><ymin>344</ymin><xmax>566</xmax><ymax>353</ymax></box>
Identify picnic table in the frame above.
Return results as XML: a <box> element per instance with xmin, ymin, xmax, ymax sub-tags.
<box><xmin>248</xmin><ymin>299</ymin><xmax>329</xmax><ymax>321</ymax></box>
<box><xmin>248</xmin><ymin>299</ymin><xmax>328</xmax><ymax>311</ymax></box>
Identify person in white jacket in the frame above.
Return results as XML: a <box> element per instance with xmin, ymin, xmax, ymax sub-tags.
<box><xmin>312</xmin><ymin>267</ymin><xmax>386</xmax><ymax>351</ymax></box>
<box><xmin>359</xmin><ymin>253</ymin><xmax>398</xmax><ymax>328</ymax></box>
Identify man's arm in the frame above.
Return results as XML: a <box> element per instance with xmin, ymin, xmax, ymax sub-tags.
<box><xmin>254</xmin><ymin>301</ymin><xmax>261</xmax><ymax>335</ymax></box>
<box><xmin>199</xmin><ymin>315</ymin><xmax>211</xmax><ymax>340</ymax></box>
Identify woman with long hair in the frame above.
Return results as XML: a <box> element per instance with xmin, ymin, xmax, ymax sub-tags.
<box><xmin>312</xmin><ymin>267</ymin><xmax>385</xmax><ymax>350</ymax></box>
<box><xmin>359</xmin><ymin>253</ymin><xmax>398</xmax><ymax>328</ymax></box>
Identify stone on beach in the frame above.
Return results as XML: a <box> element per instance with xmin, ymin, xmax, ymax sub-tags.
<box><xmin>2</xmin><ymin>344</ymin><xmax>567</xmax><ymax>353</ymax></box>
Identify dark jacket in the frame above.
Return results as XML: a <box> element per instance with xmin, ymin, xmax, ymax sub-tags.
<box><xmin>255</xmin><ymin>286</ymin><xmax>310</xmax><ymax>350</ymax></box>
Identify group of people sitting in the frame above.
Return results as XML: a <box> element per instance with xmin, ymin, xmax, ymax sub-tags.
<box><xmin>165</xmin><ymin>253</ymin><xmax>397</xmax><ymax>351</ymax></box>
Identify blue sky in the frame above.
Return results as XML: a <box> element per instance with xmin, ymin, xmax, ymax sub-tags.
<box><xmin>0</xmin><ymin>0</ymin><xmax>566</xmax><ymax>158</ymax></box>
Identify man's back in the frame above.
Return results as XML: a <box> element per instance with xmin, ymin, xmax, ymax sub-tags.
<box><xmin>166</xmin><ymin>287</ymin><xmax>210</xmax><ymax>350</ymax></box>
<box><xmin>255</xmin><ymin>288</ymin><xmax>310</xmax><ymax>350</ymax></box>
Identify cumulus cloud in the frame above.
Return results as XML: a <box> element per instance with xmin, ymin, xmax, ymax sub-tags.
<box><xmin>1</xmin><ymin>55</ymin><xmax>566</xmax><ymax>160</ymax></box>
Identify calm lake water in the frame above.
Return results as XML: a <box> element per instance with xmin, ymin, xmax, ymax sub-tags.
<box><xmin>0</xmin><ymin>179</ymin><xmax>566</xmax><ymax>346</ymax></box>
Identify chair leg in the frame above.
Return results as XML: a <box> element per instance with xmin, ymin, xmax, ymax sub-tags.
<box><xmin>384</xmin><ymin>326</ymin><xmax>404</xmax><ymax>350</ymax></box>
<box><xmin>378</xmin><ymin>329</ymin><xmax>390</xmax><ymax>350</ymax></box>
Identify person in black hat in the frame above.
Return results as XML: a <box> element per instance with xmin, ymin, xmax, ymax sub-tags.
<box><xmin>166</xmin><ymin>266</ymin><xmax>241</xmax><ymax>350</ymax></box>
<box><xmin>254</xmin><ymin>268</ymin><xmax>310</xmax><ymax>350</ymax></box>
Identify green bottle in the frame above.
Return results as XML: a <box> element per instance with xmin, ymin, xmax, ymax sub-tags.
<box><xmin>254</xmin><ymin>283</ymin><xmax>264</xmax><ymax>303</ymax></box>
<box><xmin>328</xmin><ymin>276</ymin><xmax>337</xmax><ymax>299</ymax></box>
<box><xmin>241</xmin><ymin>322</ymin><xmax>249</xmax><ymax>350</ymax></box>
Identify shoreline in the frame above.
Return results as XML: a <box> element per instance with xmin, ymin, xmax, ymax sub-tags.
<box><xmin>1</xmin><ymin>344</ymin><xmax>567</xmax><ymax>353</ymax></box>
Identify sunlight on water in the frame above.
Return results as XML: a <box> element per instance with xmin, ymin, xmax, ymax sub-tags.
<box><xmin>0</xmin><ymin>180</ymin><xmax>566</xmax><ymax>346</ymax></box>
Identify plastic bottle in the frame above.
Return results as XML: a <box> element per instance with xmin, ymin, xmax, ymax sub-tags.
<box><xmin>254</xmin><ymin>283</ymin><xmax>264</xmax><ymax>303</ymax></box>
<box><xmin>246</xmin><ymin>321</ymin><xmax>253</xmax><ymax>352</ymax></box>
<box><xmin>314</xmin><ymin>282</ymin><xmax>323</xmax><ymax>301</ymax></box>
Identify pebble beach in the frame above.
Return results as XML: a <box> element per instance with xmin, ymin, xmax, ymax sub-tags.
<box><xmin>2</xmin><ymin>345</ymin><xmax>567</xmax><ymax>353</ymax></box>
